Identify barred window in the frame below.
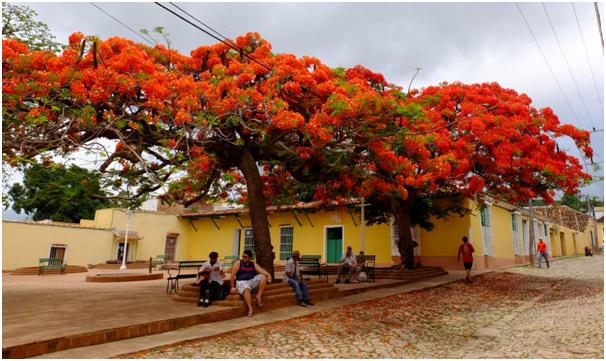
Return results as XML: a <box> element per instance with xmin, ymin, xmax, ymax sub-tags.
<box><xmin>279</xmin><ymin>226</ymin><xmax>294</xmax><ymax>260</ymax></box>
<box><xmin>480</xmin><ymin>206</ymin><xmax>490</xmax><ymax>227</ymax></box>
<box><xmin>244</xmin><ymin>228</ymin><xmax>255</xmax><ymax>259</ymax></box>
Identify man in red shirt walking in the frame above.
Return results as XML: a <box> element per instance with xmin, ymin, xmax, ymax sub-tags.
<box><xmin>537</xmin><ymin>238</ymin><xmax>550</xmax><ymax>269</ymax></box>
<box><xmin>457</xmin><ymin>236</ymin><xmax>475</xmax><ymax>283</ymax></box>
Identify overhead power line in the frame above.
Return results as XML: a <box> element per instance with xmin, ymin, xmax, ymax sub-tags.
<box><xmin>167</xmin><ymin>2</ymin><xmax>233</xmax><ymax>48</ymax></box>
<box><xmin>594</xmin><ymin>2</ymin><xmax>605</xmax><ymax>52</ymax></box>
<box><xmin>153</xmin><ymin>2</ymin><xmax>272</xmax><ymax>71</ymax></box>
<box><xmin>514</xmin><ymin>3</ymin><xmax>584</xmax><ymax>130</ymax></box>
<box><xmin>542</xmin><ymin>3</ymin><xmax>597</xmax><ymax>130</ymax></box>
<box><xmin>90</xmin><ymin>3</ymin><xmax>154</xmax><ymax>46</ymax></box>
<box><xmin>572</xmin><ymin>3</ymin><xmax>604</xmax><ymax>110</ymax></box>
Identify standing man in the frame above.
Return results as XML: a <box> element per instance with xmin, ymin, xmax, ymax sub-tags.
<box><xmin>537</xmin><ymin>238</ymin><xmax>550</xmax><ymax>268</ymax></box>
<box><xmin>457</xmin><ymin>236</ymin><xmax>475</xmax><ymax>283</ymax></box>
<box><xmin>336</xmin><ymin>246</ymin><xmax>356</xmax><ymax>284</ymax></box>
<box><xmin>230</xmin><ymin>250</ymin><xmax>271</xmax><ymax>317</ymax></box>
<box><xmin>284</xmin><ymin>250</ymin><xmax>314</xmax><ymax>307</ymax></box>
<box><xmin>196</xmin><ymin>251</ymin><xmax>225</xmax><ymax>307</ymax></box>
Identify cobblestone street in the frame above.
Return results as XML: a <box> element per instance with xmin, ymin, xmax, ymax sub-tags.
<box><xmin>125</xmin><ymin>256</ymin><xmax>603</xmax><ymax>359</ymax></box>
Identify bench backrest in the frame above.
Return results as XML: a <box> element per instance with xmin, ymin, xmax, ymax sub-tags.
<box><xmin>39</xmin><ymin>258</ymin><xmax>64</xmax><ymax>266</ymax></box>
<box><xmin>178</xmin><ymin>260</ymin><xmax>206</xmax><ymax>270</ymax></box>
<box><xmin>299</xmin><ymin>257</ymin><xmax>320</xmax><ymax>268</ymax></box>
<box><xmin>223</xmin><ymin>255</ymin><xmax>238</xmax><ymax>268</ymax></box>
<box><xmin>301</xmin><ymin>255</ymin><xmax>322</xmax><ymax>263</ymax></box>
<box><xmin>364</xmin><ymin>255</ymin><xmax>376</xmax><ymax>268</ymax></box>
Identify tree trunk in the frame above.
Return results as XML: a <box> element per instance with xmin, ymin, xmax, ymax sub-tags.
<box><xmin>238</xmin><ymin>148</ymin><xmax>275</xmax><ymax>280</ymax></box>
<box><xmin>391</xmin><ymin>194</ymin><xmax>416</xmax><ymax>270</ymax></box>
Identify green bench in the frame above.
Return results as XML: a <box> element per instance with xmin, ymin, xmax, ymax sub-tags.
<box><xmin>39</xmin><ymin>258</ymin><xmax>65</xmax><ymax>275</ymax></box>
<box><xmin>166</xmin><ymin>260</ymin><xmax>206</xmax><ymax>293</ymax></box>
<box><xmin>362</xmin><ymin>255</ymin><xmax>376</xmax><ymax>282</ymax></box>
<box><xmin>300</xmin><ymin>255</ymin><xmax>328</xmax><ymax>280</ymax></box>
<box><xmin>222</xmin><ymin>255</ymin><xmax>238</xmax><ymax>270</ymax></box>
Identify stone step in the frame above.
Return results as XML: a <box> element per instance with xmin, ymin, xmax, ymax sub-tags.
<box><xmin>375</xmin><ymin>272</ymin><xmax>448</xmax><ymax>280</ymax></box>
<box><xmin>92</xmin><ymin>263</ymin><xmax>150</xmax><ymax>269</ymax></box>
<box><xmin>373</xmin><ymin>270</ymin><xmax>448</xmax><ymax>280</ymax></box>
<box><xmin>175</xmin><ymin>279</ymin><xmax>332</xmax><ymax>301</ymax></box>
<box><xmin>212</xmin><ymin>285</ymin><xmax>341</xmax><ymax>310</ymax></box>
<box><xmin>11</xmin><ymin>265</ymin><xmax>88</xmax><ymax>275</ymax></box>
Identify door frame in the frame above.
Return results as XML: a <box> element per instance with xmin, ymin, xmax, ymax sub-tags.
<box><xmin>324</xmin><ymin>225</ymin><xmax>344</xmax><ymax>264</ymax></box>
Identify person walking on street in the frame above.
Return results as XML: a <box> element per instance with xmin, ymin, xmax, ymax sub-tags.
<box><xmin>284</xmin><ymin>250</ymin><xmax>314</xmax><ymax>307</ymax></box>
<box><xmin>457</xmin><ymin>236</ymin><xmax>475</xmax><ymax>283</ymax></box>
<box><xmin>537</xmin><ymin>238</ymin><xmax>550</xmax><ymax>268</ymax></box>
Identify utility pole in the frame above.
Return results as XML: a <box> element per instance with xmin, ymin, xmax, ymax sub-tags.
<box><xmin>357</xmin><ymin>197</ymin><xmax>370</xmax><ymax>252</ymax></box>
<box><xmin>586</xmin><ymin>195</ymin><xmax>600</xmax><ymax>251</ymax></box>
<box><xmin>528</xmin><ymin>199</ymin><xmax>535</xmax><ymax>265</ymax></box>
<box><xmin>586</xmin><ymin>195</ymin><xmax>595</xmax><ymax>249</ymax></box>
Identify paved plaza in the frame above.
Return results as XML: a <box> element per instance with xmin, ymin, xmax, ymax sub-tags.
<box><xmin>123</xmin><ymin>256</ymin><xmax>603</xmax><ymax>359</ymax></box>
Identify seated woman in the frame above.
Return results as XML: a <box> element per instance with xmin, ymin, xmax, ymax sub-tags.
<box><xmin>351</xmin><ymin>251</ymin><xmax>366</xmax><ymax>283</ymax></box>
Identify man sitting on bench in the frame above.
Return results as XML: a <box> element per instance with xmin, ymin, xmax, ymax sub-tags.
<box><xmin>351</xmin><ymin>251</ymin><xmax>366</xmax><ymax>283</ymax></box>
<box><xmin>336</xmin><ymin>246</ymin><xmax>356</xmax><ymax>284</ymax></box>
<box><xmin>230</xmin><ymin>250</ymin><xmax>272</xmax><ymax>317</ymax></box>
<box><xmin>196</xmin><ymin>251</ymin><xmax>227</xmax><ymax>307</ymax></box>
<box><xmin>284</xmin><ymin>250</ymin><xmax>314</xmax><ymax>307</ymax></box>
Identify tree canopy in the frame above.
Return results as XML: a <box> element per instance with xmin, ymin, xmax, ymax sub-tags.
<box><xmin>7</xmin><ymin>162</ymin><xmax>114</xmax><ymax>222</ymax></box>
<box><xmin>2</xmin><ymin>32</ymin><xmax>593</xmax><ymax>272</ymax></box>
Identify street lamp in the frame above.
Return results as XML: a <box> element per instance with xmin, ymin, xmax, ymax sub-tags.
<box><xmin>120</xmin><ymin>208</ymin><xmax>132</xmax><ymax>270</ymax></box>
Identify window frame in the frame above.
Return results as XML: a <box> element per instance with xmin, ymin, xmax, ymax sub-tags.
<box><xmin>279</xmin><ymin>225</ymin><xmax>294</xmax><ymax>260</ymax></box>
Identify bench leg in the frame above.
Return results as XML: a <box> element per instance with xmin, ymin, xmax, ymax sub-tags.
<box><xmin>167</xmin><ymin>278</ymin><xmax>179</xmax><ymax>294</ymax></box>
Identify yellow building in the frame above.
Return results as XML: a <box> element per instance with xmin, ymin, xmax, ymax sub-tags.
<box><xmin>2</xmin><ymin>198</ymin><xmax>599</xmax><ymax>271</ymax></box>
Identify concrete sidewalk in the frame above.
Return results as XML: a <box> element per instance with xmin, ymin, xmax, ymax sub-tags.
<box><xmin>38</xmin><ymin>270</ymin><xmax>488</xmax><ymax>358</ymax></box>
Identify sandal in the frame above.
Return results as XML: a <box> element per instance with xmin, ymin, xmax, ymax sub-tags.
<box><xmin>255</xmin><ymin>297</ymin><xmax>263</xmax><ymax>308</ymax></box>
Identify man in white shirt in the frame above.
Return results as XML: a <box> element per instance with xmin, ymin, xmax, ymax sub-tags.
<box><xmin>336</xmin><ymin>246</ymin><xmax>356</xmax><ymax>284</ymax></box>
<box><xmin>196</xmin><ymin>251</ymin><xmax>225</xmax><ymax>307</ymax></box>
<box><xmin>284</xmin><ymin>250</ymin><xmax>314</xmax><ymax>307</ymax></box>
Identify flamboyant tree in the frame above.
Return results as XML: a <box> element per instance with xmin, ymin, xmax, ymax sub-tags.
<box><xmin>3</xmin><ymin>32</ymin><xmax>592</xmax><ymax>272</ymax></box>
<box><xmin>303</xmin><ymin>81</ymin><xmax>593</xmax><ymax>269</ymax></box>
<box><xmin>2</xmin><ymin>33</ymin><xmax>409</xmax><ymax>276</ymax></box>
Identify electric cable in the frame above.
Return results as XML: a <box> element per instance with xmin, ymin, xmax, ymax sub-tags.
<box><xmin>542</xmin><ymin>3</ymin><xmax>597</xmax><ymax>130</ymax></box>
<box><xmin>515</xmin><ymin>3</ymin><xmax>584</xmax><ymax>131</ymax></box>
<box><xmin>90</xmin><ymin>3</ymin><xmax>154</xmax><ymax>46</ymax></box>
<box><xmin>572</xmin><ymin>2</ymin><xmax>604</xmax><ymax>109</ymax></box>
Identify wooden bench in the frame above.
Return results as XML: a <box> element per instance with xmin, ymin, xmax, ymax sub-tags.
<box><xmin>222</xmin><ymin>255</ymin><xmax>238</xmax><ymax>271</ymax></box>
<box><xmin>166</xmin><ymin>260</ymin><xmax>206</xmax><ymax>293</ymax></box>
<box><xmin>39</xmin><ymin>258</ymin><xmax>65</xmax><ymax>275</ymax></box>
<box><xmin>362</xmin><ymin>255</ymin><xmax>376</xmax><ymax>282</ymax></box>
<box><xmin>300</xmin><ymin>255</ymin><xmax>328</xmax><ymax>280</ymax></box>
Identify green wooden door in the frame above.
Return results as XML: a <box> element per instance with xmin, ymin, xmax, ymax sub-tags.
<box><xmin>326</xmin><ymin>227</ymin><xmax>343</xmax><ymax>263</ymax></box>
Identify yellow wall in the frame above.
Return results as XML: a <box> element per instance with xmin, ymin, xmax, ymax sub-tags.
<box><xmin>92</xmin><ymin>209</ymin><xmax>189</xmax><ymax>261</ymax></box>
<box><xmin>2</xmin><ymin>221</ymin><xmax>113</xmax><ymax>270</ymax></box>
<box><xmin>186</xmin><ymin>208</ymin><xmax>394</xmax><ymax>265</ymax></box>
<box><xmin>420</xmin><ymin>202</ymin><xmax>472</xmax><ymax>256</ymax></box>
<box><xmin>490</xmin><ymin>205</ymin><xmax>514</xmax><ymax>259</ymax></box>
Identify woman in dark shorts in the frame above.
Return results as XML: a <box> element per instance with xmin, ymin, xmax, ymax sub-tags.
<box><xmin>457</xmin><ymin>236</ymin><xmax>475</xmax><ymax>283</ymax></box>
